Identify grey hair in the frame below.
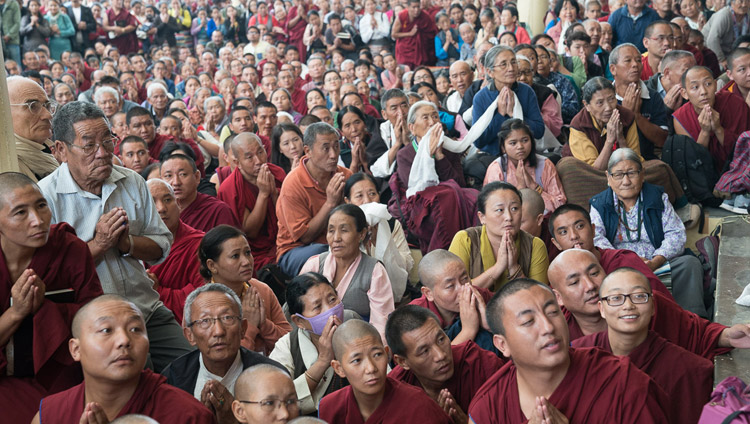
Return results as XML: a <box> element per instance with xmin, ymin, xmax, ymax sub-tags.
<box><xmin>418</xmin><ymin>249</ymin><xmax>464</xmax><ymax>288</ymax></box>
<box><xmin>516</xmin><ymin>54</ymin><xmax>531</xmax><ymax>67</ymax></box>
<box><xmin>182</xmin><ymin>283</ymin><xmax>243</xmax><ymax>326</ymax></box>
<box><xmin>402</xmin><ymin>71</ymin><xmax>413</xmax><ymax>84</ymax></box>
<box><xmin>608</xmin><ymin>42</ymin><xmax>639</xmax><ymax>66</ymax></box>
<box><xmin>52</xmin><ymin>101</ymin><xmax>107</xmax><ymax>144</ymax></box>
<box><xmin>94</xmin><ymin>86</ymin><xmax>120</xmax><ymax>104</ymax></box>
<box><xmin>307</xmin><ymin>56</ymin><xmax>324</xmax><ymax>66</ymax></box>
<box><xmin>659</xmin><ymin>49</ymin><xmax>696</xmax><ymax>73</ymax></box>
<box><xmin>582</xmin><ymin>76</ymin><xmax>615</xmax><ymax>103</ymax></box>
<box><xmin>146</xmin><ymin>178</ymin><xmax>175</xmax><ymax>197</ymax></box>
<box><xmin>607</xmin><ymin>148</ymin><xmax>643</xmax><ymax>173</ymax></box>
<box><xmin>203</xmin><ymin>95</ymin><xmax>225</xmax><ymax>111</ymax></box>
<box><xmin>407</xmin><ymin>100</ymin><xmax>438</xmax><ymax>125</ymax></box>
<box><xmin>270</xmin><ymin>87</ymin><xmax>291</xmax><ymax>101</ymax></box>
<box><xmin>146</xmin><ymin>82</ymin><xmax>167</xmax><ymax>98</ymax></box>
<box><xmin>218</xmin><ymin>46</ymin><xmax>232</xmax><ymax>56</ymax></box>
<box><xmin>458</xmin><ymin>22</ymin><xmax>474</xmax><ymax>32</ymax></box>
<box><xmin>341</xmin><ymin>59</ymin><xmax>355</xmax><ymax>68</ymax></box>
<box><xmin>483</xmin><ymin>44</ymin><xmax>515</xmax><ymax>74</ymax></box>
<box><xmin>302</xmin><ymin>122</ymin><xmax>338</xmax><ymax>148</ymax></box>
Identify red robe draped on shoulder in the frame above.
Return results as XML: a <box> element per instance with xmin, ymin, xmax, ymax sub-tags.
<box><xmin>389</xmin><ymin>341</ymin><xmax>505</xmax><ymax>412</ymax></box>
<box><xmin>217</xmin><ymin>165</ymin><xmax>286</xmax><ymax>270</ymax></box>
<box><xmin>148</xmin><ymin>221</ymin><xmax>205</xmax><ymax>324</ymax></box>
<box><xmin>115</xmin><ymin>134</ymin><xmax>206</xmax><ymax>176</ymax></box>
<box><xmin>564</xmin><ymin>290</ymin><xmax>729</xmax><ymax>359</ymax></box>
<box><xmin>394</xmin><ymin>9</ymin><xmax>438</xmax><ymax>69</ymax></box>
<box><xmin>598</xmin><ymin>247</ymin><xmax>673</xmax><ymax>300</ymax></box>
<box><xmin>180</xmin><ymin>192</ymin><xmax>241</xmax><ymax>233</ymax></box>
<box><xmin>0</xmin><ymin>223</ymin><xmax>103</xmax><ymax>424</ymax></box>
<box><xmin>572</xmin><ymin>330</ymin><xmax>713</xmax><ymax>424</ymax></box>
<box><xmin>39</xmin><ymin>369</ymin><xmax>217</xmax><ymax>424</ymax></box>
<box><xmin>467</xmin><ymin>347</ymin><xmax>670</xmax><ymax>424</ymax></box>
<box><xmin>286</xmin><ymin>5</ymin><xmax>308</xmax><ymax>62</ymax></box>
<box><xmin>319</xmin><ymin>377</ymin><xmax>452</xmax><ymax>424</ymax></box>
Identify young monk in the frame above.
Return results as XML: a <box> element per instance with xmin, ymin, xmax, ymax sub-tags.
<box><xmin>32</xmin><ymin>295</ymin><xmax>216</xmax><ymax>424</ymax></box>
<box><xmin>386</xmin><ymin>305</ymin><xmax>505</xmax><ymax>423</ymax></box>
<box><xmin>572</xmin><ymin>268</ymin><xmax>713</xmax><ymax>424</ymax></box>
<box><xmin>319</xmin><ymin>320</ymin><xmax>452</xmax><ymax>424</ymax></box>
<box><xmin>468</xmin><ymin>279</ymin><xmax>670</xmax><ymax>423</ymax></box>
<box><xmin>232</xmin><ymin>364</ymin><xmax>300</xmax><ymax>424</ymax></box>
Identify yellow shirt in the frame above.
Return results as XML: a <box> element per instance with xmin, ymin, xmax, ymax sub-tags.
<box><xmin>448</xmin><ymin>225</ymin><xmax>550</xmax><ymax>291</ymax></box>
<box><xmin>568</xmin><ymin>114</ymin><xmax>642</xmax><ymax>166</ymax></box>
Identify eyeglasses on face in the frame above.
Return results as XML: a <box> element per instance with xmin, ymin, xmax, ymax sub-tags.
<box><xmin>237</xmin><ymin>398</ymin><xmax>302</xmax><ymax>412</ymax></box>
<box><xmin>600</xmin><ymin>292</ymin><xmax>652</xmax><ymax>306</ymax></box>
<box><xmin>10</xmin><ymin>100</ymin><xmax>57</xmax><ymax>115</ymax></box>
<box><xmin>608</xmin><ymin>170</ymin><xmax>641</xmax><ymax>180</ymax></box>
<box><xmin>68</xmin><ymin>137</ymin><xmax>117</xmax><ymax>156</ymax></box>
<box><xmin>187</xmin><ymin>315</ymin><xmax>241</xmax><ymax>330</ymax></box>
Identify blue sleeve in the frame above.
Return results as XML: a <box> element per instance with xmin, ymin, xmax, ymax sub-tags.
<box><xmin>518</xmin><ymin>84</ymin><xmax>545</xmax><ymax>139</ymax></box>
<box><xmin>608</xmin><ymin>11</ymin><xmax>619</xmax><ymax>47</ymax></box>
<box><xmin>472</xmin><ymin>89</ymin><xmax>505</xmax><ymax>155</ymax></box>
<box><xmin>435</xmin><ymin>36</ymin><xmax>448</xmax><ymax>60</ymax></box>
<box><xmin>544</xmin><ymin>18</ymin><xmax>557</xmax><ymax>34</ymax></box>
<box><xmin>207</xmin><ymin>20</ymin><xmax>216</xmax><ymax>37</ymax></box>
<box><xmin>59</xmin><ymin>15</ymin><xmax>75</xmax><ymax>37</ymax></box>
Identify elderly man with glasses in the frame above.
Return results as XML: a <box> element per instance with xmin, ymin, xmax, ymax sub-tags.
<box><xmin>38</xmin><ymin>101</ymin><xmax>194</xmax><ymax>373</ymax></box>
<box><xmin>8</xmin><ymin>76</ymin><xmax>60</xmax><ymax>181</ymax></box>
<box><xmin>162</xmin><ymin>284</ymin><xmax>285</xmax><ymax>424</ymax></box>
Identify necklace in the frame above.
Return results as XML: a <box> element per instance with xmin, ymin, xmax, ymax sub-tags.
<box><xmin>617</xmin><ymin>198</ymin><xmax>642</xmax><ymax>242</ymax></box>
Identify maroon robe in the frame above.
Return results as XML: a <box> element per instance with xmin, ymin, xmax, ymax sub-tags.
<box><xmin>409</xmin><ymin>287</ymin><xmax>493</xmax><ymax>329</ymax></box>
<box><xmin>572</xmin><ymin>330</ymin><xmax>713</xmax><ymax>424</ymax></box>
<box><xmin>319</xmin><ymin>377</ymin><xmax>452</xmax><ymax>424</ymax></box>
<box><xmin>148</xmin><ymin>221</ymin><xmax>205</xmax><ymax>324</ymax></box>
<box><xmin>0</xmin><ymin>223</ymin><xmax>103</xmax><ymax>424</ymax></box>
<box><xmin>394</xmin><ymin>9</ymin><xmax>438</xmax><ymax>69</ymax></box>
<box><xmin>285</xmin><ymin>5</ymin><xmax>308</xmax><ymax>62</ymax></box>
<box><xmin>39</xmin><ymin>369</ymin><xmax>217</xmax><ymax>424</ymax></box>
<box><xmin>388</xmin><ymin>341</ymin><xmax>505</xmax><ymax>412</ymax></box>
<box><xmin>105</xmin><ymin>8</ymin><xmax>139</xmax><ymax>55</ymax></box>
<box><xmin>598</xmin><ymin>247</ymin><xmax>673</xmax><ymax>300</ymax></box>
<box><xmin>467</xmin><ymin>347</ymin><xmax>670</xmax><ymax>424</ymax></box>
<box><xmin>114</xmin><ymin>134</ymin><xmax>206</xmax><ymax>176</ymax></box>
<box><xmin>217</xmin><ymin>165</ymin><xmax>286</xmax><ymax>270</ymax></box>
<box><xmin>564</xmin><ymin>290</ymin><xmax>729</xmax><ymax>359</ymax></box>
<box><xmin>215</xmin><ymin>166</ymin><xmax>233</xmax><ymax>185</ymax></box>
<box><xmin>180</xmin><ymin>192</ymin><xmax>240</xmax><ymax>233</ymax></box>
<box><xmin>291</xmin><ymin>88</ymin><xmax>308</xmax><ymax>115</ymax></box>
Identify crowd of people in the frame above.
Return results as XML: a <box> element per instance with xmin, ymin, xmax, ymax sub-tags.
<box><xmin>4</xmin><ymin>0</ymin><xmax>750</xmax><ymax>422</ymax></box>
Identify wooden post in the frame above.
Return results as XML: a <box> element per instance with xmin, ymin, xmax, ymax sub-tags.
<box><xmin>0</xmin><ymin>46</ymin><xmax>19</xmax><ymax>173</ymax></box>
<box><xmin>518</xmin><ymin>0</ymin><xmax>549</xmax><ymax>39</ymax></box>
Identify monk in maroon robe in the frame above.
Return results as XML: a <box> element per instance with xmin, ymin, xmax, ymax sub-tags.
<box><xmin>285</xmin><ymin>0</ymin><xmax>308</xmax><ymax>62</ymax></box>
<box><xmin>386</xmin><ymin>306</ymin><xmax>504</xmax><ymax>422</ymax></box>
<box><xmin>218</xmin><ymin>133</ymin><xmax>286</xmax><ymax>271</ymax></box>
<box><xmin>572</xmin><ymin>268</ymin><xmax>713</xmax><ymax>424</ymax></box>
<box><xmin>391</xmin><ymin>0</ymin><xmax>439</xmax><ymax>69</ymax></box>
<box><xmin>146</xmin><ymin>179</ymin><xmax>204</xmax><ymax>324</ymax></box>
<box><xmin>548</xmin><ymin>249</ymin><xmax>750</xmax><ymax>360</ymax></box>
<box><xmin>103</xmin><ymin>0</ymin><xmax>138</xmax><ymax>55</ymax></box>
<box><xmin>33</xmin><ymin>295</ymin><xmax>215</xmax><ymax>424</ymax></box>
<box><xmin>320</xmin><ymin>320</ymin><xmax>452</xmax><ymax>424</ymax></box>
<box><xmin>160</xmin><ymin>154</ymin><xmax>240</xmax><ymax>233</ymax></box>
<box><xmin>468</xmin><ymin>279</ymin><xmax>670</xmax><ymax>424</ymax></box>
<box><xmin>0</xmin><ymin>173</ymin><xmax>103</xmax><ymax>424</ymax></box>
<box><xmin>674</xmin><ymin>66</ymin><xmax>750</xmax><ymax>171</ymax></box>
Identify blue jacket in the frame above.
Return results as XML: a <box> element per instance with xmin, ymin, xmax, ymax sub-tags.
<box><xmin>471</xmin><ymin>82</ymin><xmax>545</xmax><ymax>156</ymax></box>
<box><xmin>590</xmin><ymin>182</ymin><xmax>665</xmax><ymax>249</ymax></box>
<box><xmin>608</xmin><ymin>6</ymin><xmax>660</xmax><ymax>52</ymax></box>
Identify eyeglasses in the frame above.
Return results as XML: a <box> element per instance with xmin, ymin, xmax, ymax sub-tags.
<box><xmin>10</xmin><ymin>100</ymin><xmax>57</xmax><ymax>115</ymax></box>
<box><xmin>609</xmin><ymin>170</ymin><xmax>641</xmax><ymax>180</ymax></box>
<box><xmin>600</xmin><ymin>292</ymin><xmax>652</xmax><ymax>307</ymax></box>
<box><xmin>492</xmin><ymin>60</ymin><xmax>517</xmax><ymax>71</ymax></box>
<box><xmin>187</xmin><ymin>315</ymin><xmax>241</xmax><ymax>330</ymax></box>
<box><xmin>68</xmin><ymin>138</ymin><xmax>117</xmax><ymax>156</ymax></box>
<box><xmin>238</xmin><ymin>398</ymin><xmax>302</xmax><ymax>412</ymax></box>
<box><xmin>519</xmin><ymin>69</ymin><xmax>534</xmax><ymax>77</ymax></box>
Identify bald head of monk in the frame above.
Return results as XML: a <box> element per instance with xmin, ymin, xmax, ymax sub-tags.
<box><xmin>519</xmin><ymin>188</ymin><xmax>545</xmax><ymax>238</ymax></box>
<box><xmin>548</xmin><ymin>249</ymin><xmax>605</xmax><ymax>318</ymax></box>
<box><xmin>331</xmin><ymin>320</ymin><xmax>389</xmax><ymax>398</ymax></box>
<box><xmin>147</xmin><ymin>178</ymin><xmax>181</xmax><ymax>234</ymax></box>
<box><xmin>0</xmin><ymin>172</ymin><xmax>52</xmax><ymax>250</ymax></box>
<box><xmin>110</xmin><ymin>415</ymin><xmax>161</xmax><ymax>424</ymax></box>
<box><xmin>486</xmin><ymin>278</ymin><xmax>570</xmax><ymax>371</ymax></box>
<box><xmin>231</xmin><ymin>132</ymin><xmax>268</xmax><ymax>183</ymax></box>
<box><xmin>418</xmin><ymin>249</ymin><xmax>472</xmax><ymax>320</ymax></box>
<box><xmin>69</xmin><ymin>295</ymin><xmax>149</xmax><ymax>383</ymax></box>
<box><xmin>232</xmin><ymin>364</ymin><xmax>299</xmax><ymax>424</ymax></box>
<box><xmin>598</xmin><ymin>268</ymin><xmax>654</xmax><ymax>341</ymax></box>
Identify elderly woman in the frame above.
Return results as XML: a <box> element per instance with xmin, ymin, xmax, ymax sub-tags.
<box><xmin>471</xmin><ymin>45</ymin><xmax>545</xmax><ymax>156</ymax></box>
<box><xmin>337</xmin><ymin>106</ymin><xmax>371</xmax><ymax>174</ymax></box>
<box><xmin>269</xmin><ymin>272</ymin><xmax>359</xmax><ymax>415</ymax></box>
<box><xmin>547</xmin><ymin>0</ymin><xmax>580</xmax><ymax>53</ymax></box>
<box><xmin>198</xmin><ymin>225</ymin><xmax>292</xmax><ymax>355</ymax></box>
<box><xmin>449</xmin><ymin>182</ymin><xmax>549</xmax><ymax>291</ymax></box>
<box><xmin>589</xmin><ymin>148</ymin><xmax>710</xmax><ymax>318</ymax></box>
<box><xmin>45</xmin><ymin>0</ymin><xmax>75</xmax><ymax>60</ymax></box>
<box><xmin>300</xmin><ymin>204</ymin><xmax>395</xmax><ymax>341</ymax></box>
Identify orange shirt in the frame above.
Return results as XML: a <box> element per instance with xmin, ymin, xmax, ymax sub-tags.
<box><xmin>275</xmin><ymin>157</ymin><xmax>353</xmax><ymax>260</ymax></box>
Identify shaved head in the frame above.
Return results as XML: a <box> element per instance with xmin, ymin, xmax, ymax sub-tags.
<box><xmin>230</xmin><ymin>132</ymin><xmax>265</xmax><ymax>157</ymax></box>
<box><xmin>235</xmin><ymin>364</ymin><xmax>291</xmax><ymax>399</ymax></box>
<box><xmin>110</xmin><ymin>415</ymin><xmax>160</xmax><ymax>424</ymax></box>
<box><xmin>520</xmin><ymin>188</ymin><xmax>545</xmax><ymax>217</ymax></box>
<box><xmin>331</xmin><ymin>319</ymin><xmax>382</xmax><ymax>360</ymax></box>
<box><xmin>0</xmin><ymin>172</ymin><xmax>41</xmax><ymax>210</ymax></box>
<box><xmin>418</xmin><ymin>249</ymin><xmax>465</xmax><ymax>289</ymax></box>
<box><xmin>599</xmin><ymin>267</ymin><xmax>651</xmax><ymax>296</ymax></box>
<box><xmin>71</xmin><ymin>294</ymin><xmax>143</xmax><ymax>338</ymax></box>
<box><xmin>486</xmin><ymin>278</ymin><xmax>555</xmax><ymax>335</ymax></box>
<box><xmin>288</xmin><ymin>418</ymin><xmax>327</xmax><ymax>424</ymax></box>
<box><xmin>548</xmin><ymin>248</ymin><xmax>599</xmax><ymax>289</ymax></box>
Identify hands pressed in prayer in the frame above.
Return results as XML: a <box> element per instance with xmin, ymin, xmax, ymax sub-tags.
<box><xmin>10</xmin><ymin>269</ymin><xmax>46</xmax><ymax>318</ymax></box>
<box><xmin>200</xmin><ymin>380</ymin><xmax>236</xmax><ymax>424</ymax></box>
<box><xmin>528</xmin><ymin>397</ymin><xmax>569</xmax><ymax>424</ymax></box>
<box><xmin>325</xmin><ymin>172</ymin><xmax>346</xmax><ymax>207</ymax></box>
<box><xmin>437</xmin><ymin>389</ymin><xmax>468</xmax><ymax>424</ymax></box>
<box><xmin>243</xmin><ymin>285</ymin><xmax>266</xmax><ymax>329</ymax></box>
<box><xmin>79</xmin><ymin>402</ymin><xmax>109</xmax><ymax>424</ymax></box>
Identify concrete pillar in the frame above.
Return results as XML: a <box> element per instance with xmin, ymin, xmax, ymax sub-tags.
<box><xmin>0</xmin><ymin>46</ymin><xmax>19</xmax><ymax>173</ymax></box>
<box><xmin>518</xmin><ymin>0</ymin><xmax>550</xmax><ymax>38</ymax></box>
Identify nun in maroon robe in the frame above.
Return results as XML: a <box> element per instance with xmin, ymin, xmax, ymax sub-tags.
<box><xmin>393</xmin><ymin>2</ymin><xmax>438</xmax><ymax>69</ymax></box>
<box><xmin>217</xmin><ymin>164</ymin><xmax>286</xmax><ymax>270</ymax></box>
<box><xmin>0</xmin><ymin>223</ymin><xmax>103</xmax><ymax>424</ymax></box>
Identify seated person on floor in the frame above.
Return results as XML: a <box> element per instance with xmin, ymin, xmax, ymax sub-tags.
<box><xmin>218</xmin><ymin>133</ymin><xmax>286</xmax><ymax>271</ymax></box>
<box><xmin>33</xmin><ymin>295</ymin><xmax>216</xmax><ymax>424</ymax></box>
<box><xmin>145</xmin><ymin>179</ymin><xmax>205</xmax><ymax>324</ymax></box>
<box><xmin>269</xmin><ymin>272</ymin><xmax>359</xmax><ymax>415</ymax></box>
<box><xmin>371</xmin><ymin>89</ymin><xmax>411</xmax><ymax>179</ymax></box>
<box><xmin>467</xmin><ymin>278</ymin><xmax>670</xmax><ymax>423</ymax></box>
<box><xmin>162</xmin><ymin>284</ymin><xmax>284</xmax><ymax>424</ymax></box>
<box><xmin>723</xmin><ymin>47</ymin><xmax>750</xmax><ymax>108</ymax></box>
<box><xmin>572</xmin><ymin>268</ymin><xmax>713</xmax><ymax>424</ymax></box>
<box><xmin>119</xmin><ymin>136</ymin><xmax>153</xmax><ymax>175</ymax></box>
<box><xmin>514</xmin><ymin>53</ymin><xmax>563</xmax><ymax>141</ymax></box>
<box><xmin>231</xmin><ymin>364</ymin><xmax>300</xmax><ymax>424</ymax></box>
<box><xmin>198</xmin><ymin>225</ymin><xmax>292</xmax><ymax>355</ymax></box>
<box><xmin>589</xmin><ymin>148</ymin><xmax>710</xmax><ymax>318</ymax></box>
<box><xmin>449</xmin><ymin>182</ymin><xmax>549</xmax><ymax>291</ymax></box>
<box><xmin>275</xmin><ymin>122</ymin><xmax>353</xmax><ymax>276</ymax></box>
<box><xmin>0</xmin><ymin>172</ymin><xmax>103</xmax><ymax>424</ymax></box>
<box><xmin>318</xmin><ymin>320</ymin><xmax>452</xmax><ymax>424</ymax></box>
<box><xmin>519</xmin><ymin>188</ymin><xmax>547</xmax><ymax>242</ymax></box>
<box><xmin>387</xmin><ymin>305</ymin><xmax>505</xmax><ymax>423</ymax></box>
<box><xmin>644</xmin><ymin>49</ymin><xmax>696</xmax><ymax>113</ymax></box>
<box><xmin>300</xmin><ymin>204</ymin><xmax>394</xmax><ymax>341</ymax></box>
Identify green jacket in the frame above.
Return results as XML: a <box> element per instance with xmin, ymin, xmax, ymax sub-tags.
<box><xmin>0</xmin><ymin>0</ymin><xmax>21</xmax><ymax>46</ymax></box>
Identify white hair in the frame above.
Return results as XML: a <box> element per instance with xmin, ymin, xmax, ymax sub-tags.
<box><xmin>146</xmin><ymin>82</ymin><xmax>168</xmax><ymax>98</ymax></box>
<box><xmin>203</xmin><ymin>95</ymin><xmax>225</xmax><ymax>111</ymax></box>
<box><xmin>94</xmin><ymin>85</ymin><xmax>120</xmax><ymax>103</ymax></box>
<box><xmin>407</xmin><ymin>100</ymin><xmax>438</xmax><ymax>124</ymax></box>
<box><xmin>146</xmin><ymin>178</ymin><xmax>175</xmax><ymax>197</ymax></box>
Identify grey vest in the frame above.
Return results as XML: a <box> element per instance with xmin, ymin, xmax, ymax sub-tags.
<box><xmin>318</xmin><ymin>252</ymin><xmax>379</xmax><ymax>320</ymax></box>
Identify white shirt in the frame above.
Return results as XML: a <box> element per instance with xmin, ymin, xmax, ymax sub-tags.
<box><xmin>72</xmin><ymin>6</ymin><xmax>82</xmax><ymax>23</ymax></box>
<box><xmin>445</xmin><ymin>91</ymin><xmax>463</xmax><ymax>114</ymax></box>
<box><xmin>194</xmin><ymin>351</ymin><xmax>244</xmax><ymax>400</ymax></box>
<box><xmin>38</xmin><ymin>164</ymin><xmax>172</xmax><ymax>317</ymax></box>
<box><xmin>372</xmin><ymin>120</ymin><xmax>398</xmax><ymax>178</ymax></box>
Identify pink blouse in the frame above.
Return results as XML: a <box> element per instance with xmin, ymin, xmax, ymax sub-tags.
<box><xmin>483</xmin><ymin>155</ymin><xmax>567</xmax><ymax>214</ymax></box>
